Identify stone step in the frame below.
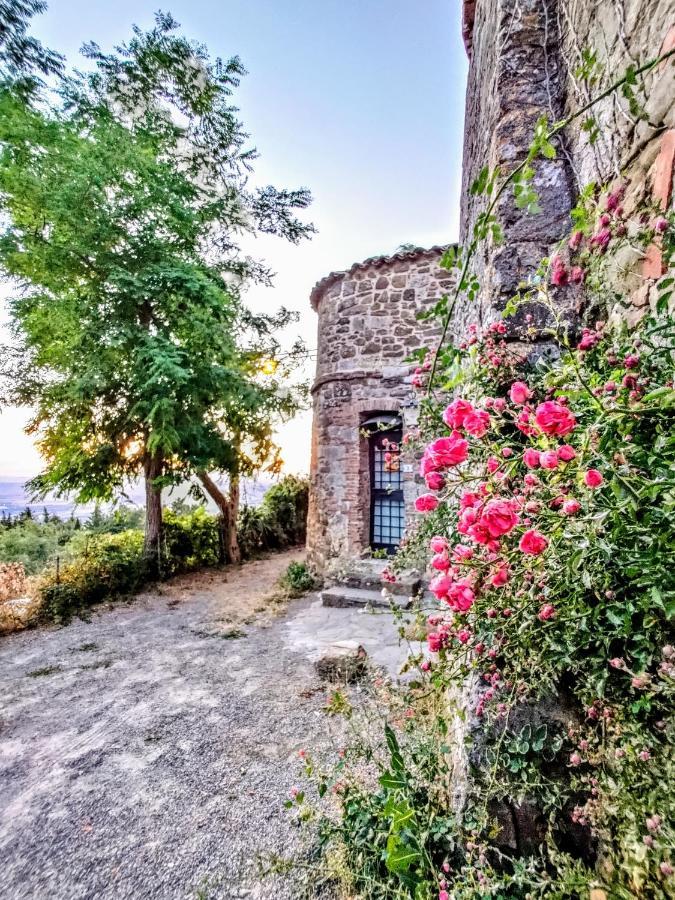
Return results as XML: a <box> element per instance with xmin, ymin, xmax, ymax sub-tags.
<box><xmin>321</xmin><ymin>585</ymin><xmax>412</xmax><ymax>610</ymax></box>
<box><xmin>341</xmin><ymin>566</ymin><xmax>422</xmax><ymax>597</ymax></box>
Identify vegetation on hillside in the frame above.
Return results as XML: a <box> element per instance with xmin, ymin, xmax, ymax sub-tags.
<box><xmin>0</xmin><ymin>475</ymin><xmax>309</xmax><ymax>622</ymax></box>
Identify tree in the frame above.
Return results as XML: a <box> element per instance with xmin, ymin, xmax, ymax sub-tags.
<box><xmin>0</xmin><ymin>13</ymin><xmax>312</xmax><ymax>572</ymax></box>
<box><xmin>0</xmin><ymin>0</ymin><xmax>63</xmax><ymax>80</ymax></box>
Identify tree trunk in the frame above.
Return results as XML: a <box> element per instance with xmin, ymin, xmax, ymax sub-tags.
<box><xmin>144</xmin><ymin>452</ymin><xmax>163</xmax><ymax>577</ymax></box>
<box><xmin>198</xmin><ymin>470</ymin><xmax>241</xmax><ymax>565</ymax></box>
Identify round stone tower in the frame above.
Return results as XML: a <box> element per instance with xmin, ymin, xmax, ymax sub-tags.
<box><xmin>307</xmin><ymin>245</ymin><xmax>455</xmax><ymax>570</ymax></box>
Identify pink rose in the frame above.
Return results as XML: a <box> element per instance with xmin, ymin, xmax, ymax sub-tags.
<box><xmin>480</xmin><ymin>499</ymin><xmax>520</xmax><ymax>538</ymax></box>
<box><xmin>458</xmin><ymin>507</ymin><xmax>478</xmax><ymax>535</ymax></box>
<box><xmin>519</xmin><ymin>529</ymin><xmax>549</xmax><ymax>555</ymax></box>
<box><xmin>429</xmin><ymin>574</ymin><xmax>452</xmax><ymax>600</ymax></box>
<box><xmin>487</xmin><ymin>456</ymin><xmax>500</xmax><ymax>473</ymax></box>
<box><xmin>569</xmin><ymin>752</ymin><xmax>582</xmax><ymax>766</ymax></box>
<box><xmin>447</xmin><ymin>581</ymin><xmax>475</xmax><ymax>613</ymax></box>
<box><xmin>456</xmin><ymin>628</ymin><xmax>471</xmax><ymax>644</ymax></box>
<box><xmin>502</xmin><ymin>447</ymin><xmax>513</xmax><ymax>458</ymax></box>
<box><xmin>535</xmin><ymin>401</ymin><xmax>577</xmax><ymax>436</ymax></box>
<box><xmin>562</xmin><ymin>498</ymin><xmax>581</xmax><ymax>515</ymax></box>
<box><xmin>429</xmin><ymin>536</ymin><xmax>448</xmax><ymax>554</ymax></box>
<box><xmin>578</xmin><ymin>328</ymin><xmax>601</xmax><ymax>351</ymax></box>
<box><xmin>427</xmin><ymin>630</ymin><xmax>447</xmax><ymax>653</ymax></box>
<box><xmin>551</xmin><ymin>254</ymin><xmax>568</xmax><ymax>286</ymax></box>
<box><xmin>570</xmin><ymin>266</ymin><xmax>585</xmax><ymax>284</ymax></box>
<box><xmin>540</xmin><ymin>450</ymin><xmax>559</xmax><ymax>470</ymax></box>
<box><xmin>538</xmin><ymin>603</ymin><xmax>556</xmax><ymax>621</ymax></box>
<box><xmin>467</xmin><ymin>522</ymin><xmax>491</xmax><ymax>545</ymax></box>
<box><xmin>415</xmin><ymin>493</ymin><xmax>439</xmax><ymax>512</ymax></box>
<box><xmin>431</xmin><ymin>552</ymin><xmax>450</xmax><ymax>572</ymax></box>
<box><xmin>584</xmin><ymin>469</ymin><xmax>603</xmax><ymax>488</ymax></box>
<box><xmin>590</xmin><ymin>226</ymin><xmax>611</xmax><ymax>252</ymax></box>
<box><xmin>422</xmin><ymin>436</ymin><xmax>469</xmax><ymax>471</ymax></box>
<box><xmin>453</xmin><ymin>544</ymin><xmax>473</xmax><ymax>561</ymax></box>
<box><xmin>569</xmin><ymin>229</ymin><xmax>583</xmax><ymax>251</ymax></box>
<box><xmin>558</xmin><ymin>444</ymin><xmax>576</xmax><ymax>462</ymax></box>
<box><xmin>460</xmin><ymin>491</ymin><xmax>480</xmax><ymax>509</ymax></box>
<box><xmin>624</xmin><ymin>354</ymin><xmax>639</xmax><ymax>369</ymax></box>
<box><xmin>442</xmin><ymin>398</ymin><xmax>474</xmax><ymax>430</ymax></box>
<box><xmin>490</xmin><ymin>565</ymin><xmax>509</xmax><ymax>587</ymax></box>
<box><xmin>464</xmin><ymin>409</ymin><xmax>491</xmax><ymax>437</ymax></box>
<box><xmin>493</xmin><ymin>397</ymin><xmax>506</xmax><ymax>412</ymax></box>
<box><xmin>523</xmin><ymin>448</ymin><xmax>541</xmax><ymax>468</ymax></box>
<box><xmin>509</xmin><ymin>381</ymin><xmax>532</xmax><ymax>405</ymax></box>
<box><xmin>425</xmin><ymin>471</ymin><xmax>446</xmax><ymax>491</ymax></box>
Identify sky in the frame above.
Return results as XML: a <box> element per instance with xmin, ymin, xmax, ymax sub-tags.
<box><xmin>0</xmin><ymin>0</ymin><xmax>468</xmax><ymax>477</ymax></box>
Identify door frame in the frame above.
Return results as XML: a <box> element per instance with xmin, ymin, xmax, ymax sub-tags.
<box><xmin>367</xmin><ymin>419</ymin><xmax>404</xmax><ymax>555</ymax></box>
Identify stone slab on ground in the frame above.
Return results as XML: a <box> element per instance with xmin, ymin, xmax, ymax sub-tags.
<box><xmin>320</xmin><ymin>584</ymin><xmax>412</xmax><ymax>610</ymax></box>
<box><xmin>337</xmin><ymin>559</ymin><xmax>422</xmax><ymax>598</ymax></box>
<box><xmin>0</xmin><ymin>552</ymin><xmax>415</xmax><ymax>900</ymax></box>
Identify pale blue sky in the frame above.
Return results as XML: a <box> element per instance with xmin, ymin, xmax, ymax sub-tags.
<box><xmin>0</xmin><ymin>0</ymin><xmax>468</xmax><ymax>475</ymax></box>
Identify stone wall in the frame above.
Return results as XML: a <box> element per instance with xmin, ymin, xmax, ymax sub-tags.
<box><xmin>307</xmin><ymin>247</ymin><xmax>453</xmax><ymax>570</ymax></box>
<box><xmin>450</xmin><ymin>0</ymin><xmax>674</xmax><ymax>836</ymax></box>
<box><xmin>458</xmin><ymin>0</ymin><xmax>674</xmax><ymax>338</ymax></box>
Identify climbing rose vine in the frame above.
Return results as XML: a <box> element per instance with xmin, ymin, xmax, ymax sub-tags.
<box><xmin>282</xmin><ymin>184</ymin><xmax>675</xmax><ymax>899</ymax></box>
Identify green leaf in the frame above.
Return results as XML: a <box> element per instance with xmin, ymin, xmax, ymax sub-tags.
<box><xmin>384</xmin><ymin>723</ymin><xmax>405</xmax><ymax>773</ymax></box>
<box><xmin>385</xmin><ymin>834</ymin><xmax>421</xmax><ymax>873</ymax></box>
<box><xmin>379</xmin><ymin>771</ymin><xmax>407</xmax><ymax>791</ymax></box>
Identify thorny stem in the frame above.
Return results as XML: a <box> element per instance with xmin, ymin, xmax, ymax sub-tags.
<box><xmin>426</xmin><ymin>46</ymin><xmax>675</xmax><ymax>395</ymax></box>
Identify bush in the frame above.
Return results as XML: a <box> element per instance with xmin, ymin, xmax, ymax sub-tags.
<box><xmin>39</xmin><ymin>529</ymin><xmax>146</xmax><ymax>622</ymax></box>
<box><xmin>0</xmin><ymin>515</ymin><xmax>80</xmax><ymax>575</ymax></box>
<box><xmin>278</xmin><ymin>560</ymin><xmax>319</xmax><ymax>598</ymax></box>
<box><xmin>294</xmin><ymin>192</ymin><xmax>675</xmax><ymax>897</ymax></box>
<box><xmin>238</xmin><ymin>475</ymin><xmax>309</xmax><ymax>557</ymax></box>
<box><xmin>0</xmin><ymin>562</ymin><xmax>27</xmax><ymax>601</ymax></box>
<box><xmin>35</xmin><ymin>475</ymin><xmax>310</xmax><ymax>622</ymax></box>
<box><xmin>162</xmin><ymin>506</ymin><xmax>220</xmax><ymax>575</ymax></box>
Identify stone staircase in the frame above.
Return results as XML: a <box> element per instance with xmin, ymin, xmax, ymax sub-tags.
<box><xmin>321</xmin><ymin>559</ymin><xmax>422</xmax><ymax>610</ymax></box>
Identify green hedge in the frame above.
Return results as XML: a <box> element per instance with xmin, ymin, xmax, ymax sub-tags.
<box><xmin>38</xmin><ymin>475</ymin><xmax>309</xmax><ymax>622</ymax></box>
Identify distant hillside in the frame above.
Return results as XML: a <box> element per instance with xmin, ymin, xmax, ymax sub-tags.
<box><xmin>0</xmin><ymin>476</ymin><xmax>271</xmax><ymax>521</ymax></box>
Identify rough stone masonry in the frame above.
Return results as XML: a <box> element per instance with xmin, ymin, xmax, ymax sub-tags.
<box><xmin>306</xmin><ymin>246</ymin><xmax>453</xmax><ymax>570</ymax></box>
<box><xmin>307</xmin><ymin>0</ymin><xmax>674</xmax><ymax>575</ymax></box>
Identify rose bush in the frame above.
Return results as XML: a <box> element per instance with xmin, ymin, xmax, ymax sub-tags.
<box><xmin>286</xmin><ymin>188</ymin><xmax>675</xmax><ymax>898</ymax></box>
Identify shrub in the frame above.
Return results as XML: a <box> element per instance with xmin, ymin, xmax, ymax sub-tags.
<box><xmin>39</xmin><ymin>529</ymin><xmax>146</xmax><ymax>622</ymax></box>
<box><xmin>289</xmin><ymin>182</ymin><xmax>675</xmax><ymax>895</ymax></box>
<box><xmin>162</xmin><ymin>507</ymin><xmax>220</xmax><ymax>575</ymax></box>
<box><xmin>278</xmin><ymin>560</ymin><xmax>319</xmax><ymax>598</ymax></box>
<box><xmin>0</xmin><ymin>562</ymin><xmax>27</xmax><ymax>601</ymax></box>
<box><xmin>34</xmin><ymin>475</ymin><xmax>310</xmax><ymax>622</ymax></box>
<box><xmin>238</xmin><ymin>475</ymin><xmax>309</xmax><ymax>557</ymax></box>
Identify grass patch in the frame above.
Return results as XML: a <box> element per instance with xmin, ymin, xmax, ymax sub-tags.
<box><xmin>27</xmin><ymin>665</ymin><xmax>61</xmax><ymax>678</ymax></box>
<box><xmin>221</xmin><ymin>627</ymin><xmax>245</xmax><ymax>639</ymax></box>
<box><xmin>79</xmin><ymin>658</ymin><xmax>113</xmax><ymax>671</ymax></box>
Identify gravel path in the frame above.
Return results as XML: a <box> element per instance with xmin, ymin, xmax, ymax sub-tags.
<box><xmin>0</xmin><ymin>550</ymin><xmax>337</xmax><ymax>900</ymax></box>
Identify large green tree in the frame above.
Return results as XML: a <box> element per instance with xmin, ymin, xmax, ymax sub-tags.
<box><xmin>0</xmin><ymin>13</ymin><xmax>312</xmax><ymax>570</ymax></box>
<box><xmin>0</xmin><ymin>0</ymin><xmax>63</xmax><ymax>80</ymax></box>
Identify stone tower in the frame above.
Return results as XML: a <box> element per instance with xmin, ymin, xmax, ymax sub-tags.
<box><xmin>306</xmin><ymin>246</ymin><xmax>454</xmax><ymax>570</ymax></box>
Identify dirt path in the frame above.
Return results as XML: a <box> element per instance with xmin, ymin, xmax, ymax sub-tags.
<box><xmin>0</xmin><ymin>549</ymin><xmax>333</xmax><ymax>900</ymax></box>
